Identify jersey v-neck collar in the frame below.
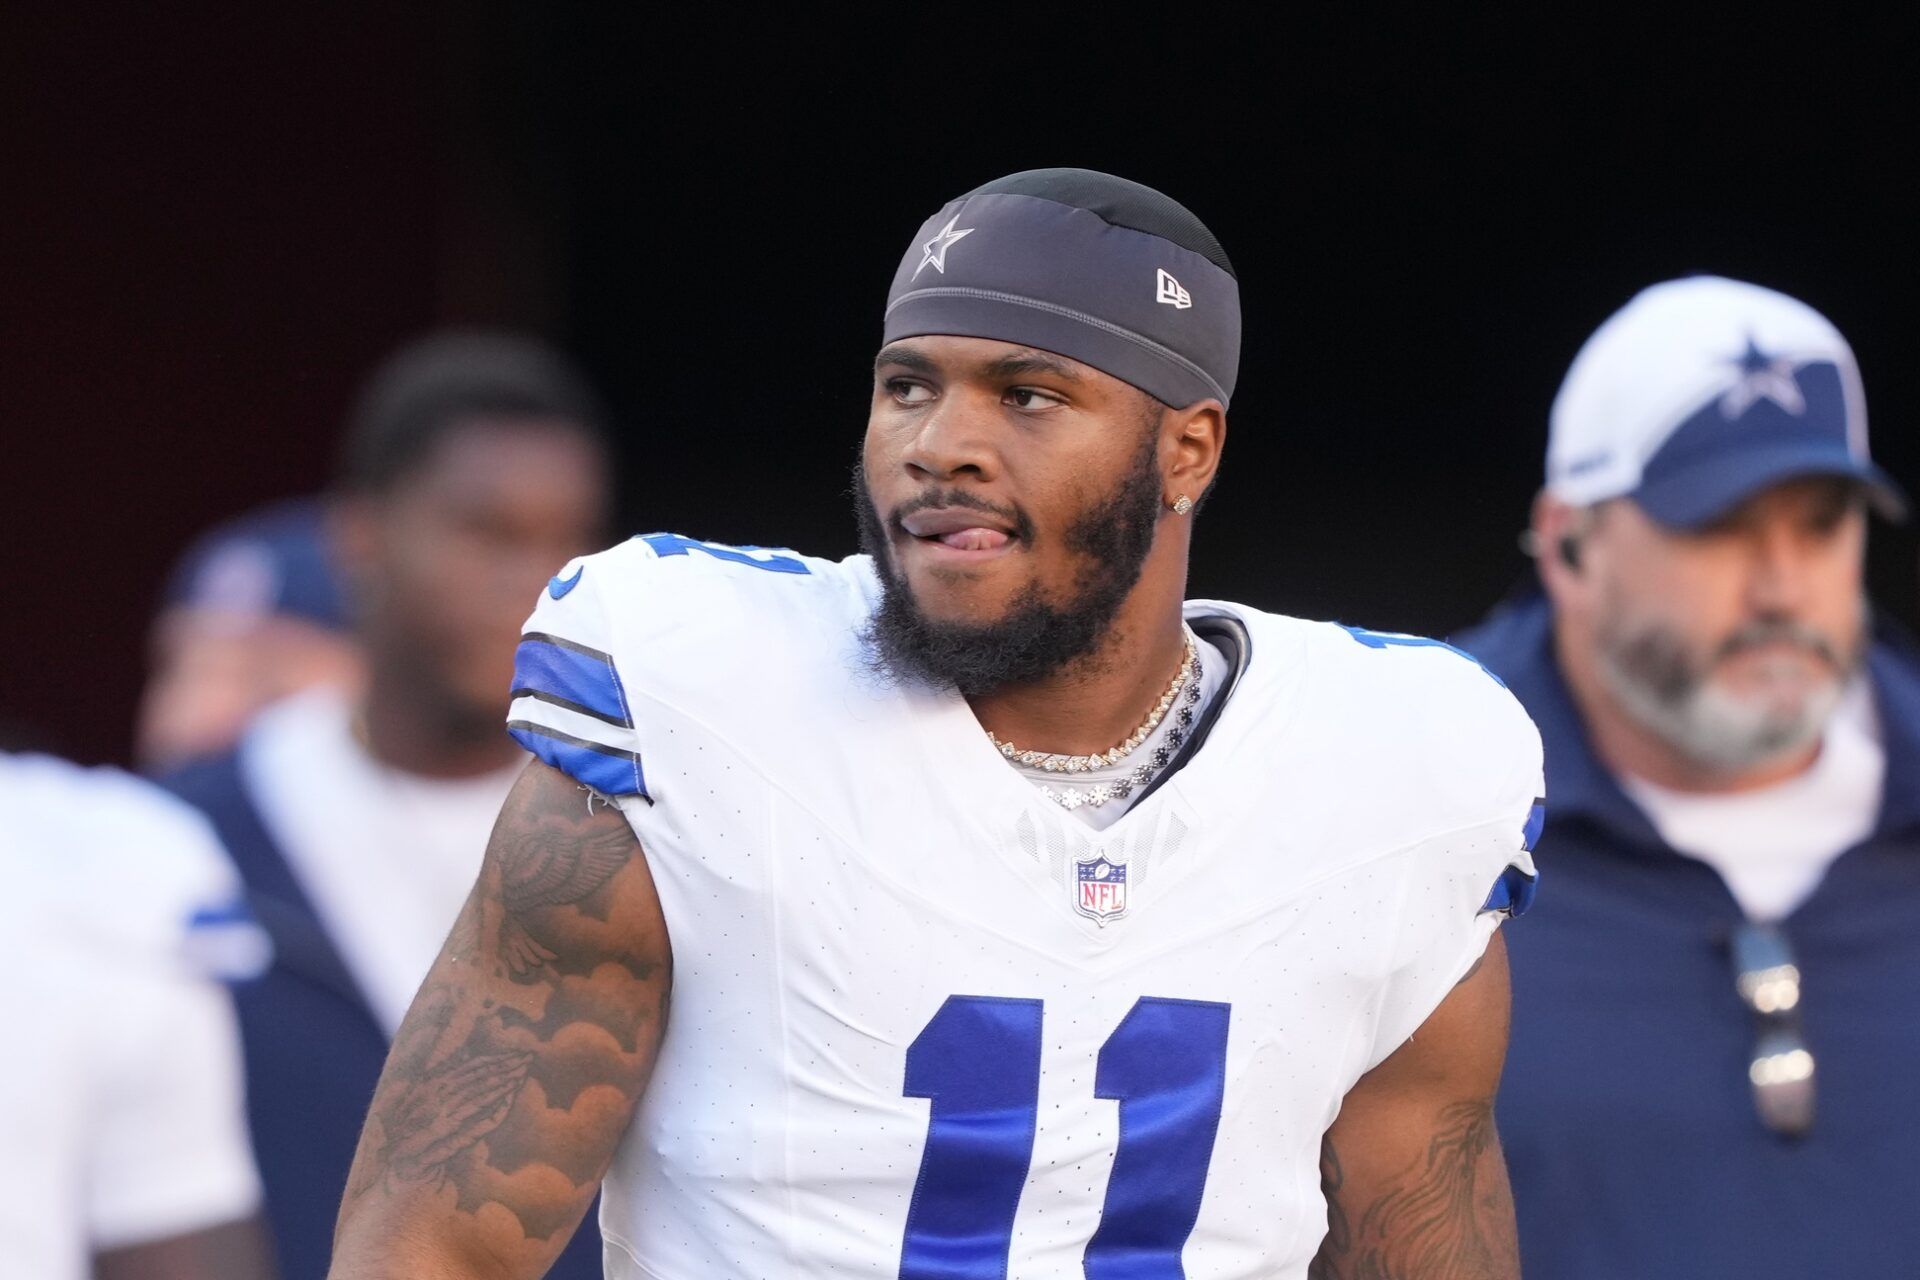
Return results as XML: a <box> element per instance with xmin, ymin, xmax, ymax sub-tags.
<box><xmin>1129</xmin><ymin>612</ymin><xmax>1251</xmax><ymax>809</ymax></box>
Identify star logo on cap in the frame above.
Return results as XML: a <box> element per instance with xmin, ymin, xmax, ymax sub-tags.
<box><xmin>912</xmin><ymin>215</ymin><xmax>974</xmax><ymax>280</ymax></box>
<box><xmin>1720</xmin><ymin>337</ymin><xmax>1807</xmax><ymax>419</ymax></box>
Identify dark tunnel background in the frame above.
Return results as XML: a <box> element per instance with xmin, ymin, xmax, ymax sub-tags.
<box><xmin>5</xmin><ymin>7</ymin><xmax>1914</xmax><ymax>762</ymax></box>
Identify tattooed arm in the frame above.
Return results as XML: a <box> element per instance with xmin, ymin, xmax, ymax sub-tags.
<box><xmin>1309</xmin><ymin>934</ymin><xmax>1520</xmax><ymax>1280</ymax></box>
<box><xmin>328</xmin><ymin>761</ymin><xmax>672</xmax><ymax>1280</ymax></box>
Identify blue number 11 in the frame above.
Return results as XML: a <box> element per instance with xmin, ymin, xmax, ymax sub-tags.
<box><xmin>900</xmin><ymin>995</ymin><xmax>1232</xmax><ymax>1280</ymax></box>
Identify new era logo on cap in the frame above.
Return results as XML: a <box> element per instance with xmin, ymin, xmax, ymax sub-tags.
<box><xmin>1156</xmin><ymin>268</ymin><xmax>1192</xmax><ymax>309</ymax></box>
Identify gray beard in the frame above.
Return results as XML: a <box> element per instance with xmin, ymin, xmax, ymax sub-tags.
<box><xmin>1596</xmin><ymin>617</ymin><xmax>1859</xmax><ymax>774</ymax></box>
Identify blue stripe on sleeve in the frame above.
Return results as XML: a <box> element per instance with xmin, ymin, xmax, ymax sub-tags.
<box><xmin>511</xmin><ymin>633</ymin><xmax>633</xmax><ymax>727</ymax></box>
<box><xmin>183</xmin><ymin>898</ymin><xmax>274</xmax><ymax>981</ymax></box>
<box><xmin>509</xmin><ymin>721</ymin><xmax>649</xmax><ymax>801</ymax></box>
<box><xmin>188</xmin><ymin>900</ymin><xmax>256</xmax><ymax>930</ymax></box>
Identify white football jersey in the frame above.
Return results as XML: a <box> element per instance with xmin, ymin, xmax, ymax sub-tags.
<box><xmin>508</xmin><ymin>535</ymin><xmax>1543</xmax><ymax>1280</ymax></box>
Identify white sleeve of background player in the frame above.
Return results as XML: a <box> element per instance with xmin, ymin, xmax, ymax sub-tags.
<box><xmin>77</xmin><ymin>774</ymin><xmax>265</xmax><ymax>1247</ymax></box>
<box><xmin>0</xmin><ymin>760</ymin><xmax>267</xmax><ymax>1248</ymax></box>
<box><xmin>22</xmin><ymin>760</ymin><xmax>273</xmax><ymax>983</ymax></box>
<box><xmin>507</xmin><ymin>551</ymin><xmax>651</xmax><ymax>802</ymax></box>
<box><xmin>86</xmin><ymin>973</ymin><xmax>262</xmax><ymax>1248</ymax></box>
<box><xmin>1360</xmin><ymin>689</ymin><xmax>1545</xmax><ymax>1073</ymax></box>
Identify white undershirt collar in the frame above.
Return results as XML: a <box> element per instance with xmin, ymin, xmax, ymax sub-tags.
<box><xmin>240</xmin><ymin>687</ymin><xmax>523</xmax><ymax>1034</ymax></box>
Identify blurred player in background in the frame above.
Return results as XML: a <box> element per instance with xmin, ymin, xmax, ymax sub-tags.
<box><xmin>331</xmin><ymin>170</ymin><xmax>1543</xmax><ymax>1280</ymax></box>
<box><xmin>1</xmin><ymin>752</ymin><xmax>274</xmax><ymax>1279</ymax></box>
<box><xmin>163</xmin><ymin>332</ymin><xmax>614</xmax><ymax>1280</ymax></box>
<box><xmin>139</xmin><ymin>498</ymin><xmax>364</xmax><ymax>770</ymax></box>
<box><xmin>1457</xmin><ymin>276</ymin><xmax>1920</xmax><ymax>1278</ymax></box>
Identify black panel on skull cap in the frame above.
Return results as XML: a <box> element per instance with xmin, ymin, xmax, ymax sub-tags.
<box><xmin>964</xmin><ymin>168</ymin><xmax>1236</xmax><ymax>280</ymax></box>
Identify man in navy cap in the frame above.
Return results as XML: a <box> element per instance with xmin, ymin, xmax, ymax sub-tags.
<box><xmin>139</xmin><ymin>498</ymin><xmax>364</xmax><ymax>770</ymax></box>
<box><xmin>1455</xmin><ymin>276</ymin><xmax>1920</xmax><ymax>1278</ymax></box>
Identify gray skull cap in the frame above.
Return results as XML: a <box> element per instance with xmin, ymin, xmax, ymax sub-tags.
<box><xmin>883</xmin><ymin>168</ymin><xmax>1241</xmax><ymax>409</ymax></box>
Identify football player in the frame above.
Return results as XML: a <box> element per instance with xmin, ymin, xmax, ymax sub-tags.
<box><xmin>1</xmin><ymin>752</ymin><xmax>273</xmax><ymax>1280</ymax></box>
<box><xmin>329</xmin><ymin>170</ymin><xmax>1543</xmax><ymax>1280</ymax></box>
<box><xmin>163</xmin><ymin>331</ymin><xmax>615</xmax><ymax>1280</ymax></box>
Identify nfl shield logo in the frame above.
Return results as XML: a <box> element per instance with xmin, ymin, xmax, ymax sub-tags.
<box><xmin>1074</xmin><ymin>854</ymin><xmax>1129</xmax><ymax>925</ymax></box>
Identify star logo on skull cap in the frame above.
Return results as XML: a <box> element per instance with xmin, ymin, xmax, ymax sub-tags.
<box><xmin>912</xmin><ymin>215</ymin><xmax>974</xmax><ymax>280</ymax></box>
<box><xmin>1720</xmin><ymin>336</ymin><xmax>1807</xmax><ymax>419</ymax></box>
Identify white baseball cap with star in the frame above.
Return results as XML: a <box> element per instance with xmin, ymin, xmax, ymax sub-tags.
<box><xmin>1546</xmin><ymin>275</ymin><xmax>1904</xmax><ymax>527</ymax></box>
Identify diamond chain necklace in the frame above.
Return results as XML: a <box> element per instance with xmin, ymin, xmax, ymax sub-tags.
<box><xmin>988</xmin><ymin>630</ymin><xmax>1202</xmax><ymax>810</ymax></box>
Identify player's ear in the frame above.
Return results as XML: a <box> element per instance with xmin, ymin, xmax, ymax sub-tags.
<box><xmin>1163</xmin><ymin>399</ymin><xmax>1226</xmax><ymax>511</ymax></box>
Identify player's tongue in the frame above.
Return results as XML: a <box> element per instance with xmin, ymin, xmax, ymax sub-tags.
<box><xmin>900</xmin><ymin>508</ymin><xmax>1015</xmax><ymax>549</ymax></box>
<box><xmin>939</xmin><ymin>528</ymin><xmax>1009</xmax><ymax>551</ymax></box>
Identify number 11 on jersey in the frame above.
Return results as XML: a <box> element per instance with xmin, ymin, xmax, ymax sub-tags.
<box><xmin>901</xmin><ymin>995</ymin><xmax>1232</xmax><ymax>1279</ymax></box>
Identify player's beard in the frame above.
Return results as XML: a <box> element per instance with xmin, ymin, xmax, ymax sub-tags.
<box><xmin>1595</xmin><ymin>609</ymin><xmax>1863</xmax><ymax>773</ymax></box>
<box><xmin>853</xmin><ymin>432</ymin><xmax>1164</xmax><ymax>697</ymax></box>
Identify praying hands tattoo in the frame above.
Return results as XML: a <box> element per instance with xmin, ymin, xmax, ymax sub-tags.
<box><xmin>334</xmin><ymin>764</ymin><xmax>671</xmax><ymax>1272</ymax></box>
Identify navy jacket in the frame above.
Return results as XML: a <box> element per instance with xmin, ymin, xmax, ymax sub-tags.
<box><xmin>1456</xmin><ymin>592</ymin><xmax>1920</xmax><ymax>1279</ymax></box>
<box><xmin>161</xmin><ymin>751</ymin><xmax>605</xmax><ymax>1280</ymax></box>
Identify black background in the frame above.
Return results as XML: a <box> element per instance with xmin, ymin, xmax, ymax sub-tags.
<box><xmin>6</xmin><ymin>8</ymin><xmax>1915</xmax><ymax>762</ymax></box>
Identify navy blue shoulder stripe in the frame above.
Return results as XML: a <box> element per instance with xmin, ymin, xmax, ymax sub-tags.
<box><xmin>508</xmin><ymin>720</ymin><xmax>650</xmax><ymax>802</ymax></box>
<box><xmin>512</xmin><ymin>632</ymin><xmax>633</xmax><ymax>728</ymax></box>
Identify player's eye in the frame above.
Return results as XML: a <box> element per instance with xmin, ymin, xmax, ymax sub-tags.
<box><xmin>887</xmin><ymin>378</ymin><xmax>935</xmax><ymax>405</ymax></box>
<box><xmin>1006</xmin><ymin>387</ymin><xmax>1065</xmax><ymax>410</ymax></box>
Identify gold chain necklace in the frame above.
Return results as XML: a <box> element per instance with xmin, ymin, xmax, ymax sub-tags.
<box><xmin>987</xmin><ymin>631</ymin><xmax>1199</xmax><ymax>775</ymax></box>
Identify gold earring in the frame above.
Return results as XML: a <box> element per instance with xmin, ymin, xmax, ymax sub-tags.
<box><xmin>1172</xmin><ymin>495</ymin><xmax>1193</xmax><ymax>515</ymax></box>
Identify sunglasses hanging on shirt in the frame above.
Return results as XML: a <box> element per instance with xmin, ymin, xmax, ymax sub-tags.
<box><xmin>1731</xmin><ymin>922</ymin><xmax>1816</xmax><ymax>1138</ymax></box>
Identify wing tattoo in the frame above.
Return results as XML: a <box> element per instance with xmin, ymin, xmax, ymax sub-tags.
<box><xmin>500</xmin><ymin>831</ymin><xmax>631</xmax><ymax>912</ymax></box>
